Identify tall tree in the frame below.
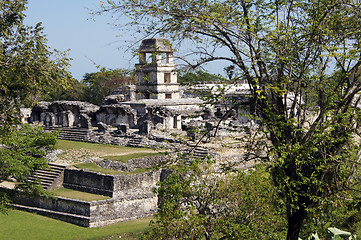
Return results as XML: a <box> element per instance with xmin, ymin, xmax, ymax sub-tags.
<box><xmin>0</xmin><ymin>0</ymin><xmax>71</xmax><ymax>130</ymax></box>
<box><xmin>40</xmin><ymin>78</ymin><xmax>88</xmax><ymax>102</ymax></box>
<box><xmin>97</xmin><ymin>1</ymin><xmax>361</xmax><ymax>239</ymax></box>
<box><xmin>82</xmin><ymin>68</ymin><xmax>134</xmax><ymax>105</ymax></box>
<box><xmin>144</xmin><ymin>161</ymin><xmax>286</xmax><ymax>240</ymax></box>
<box><xmin>178</xmin><ymin>69</ymin><xmax>223</xmax><ymax>85</ymax></box>
<box><xmin>0</xmin><ymin>0</ymin><xmax>71</xmax><ymax>211</ymax></box>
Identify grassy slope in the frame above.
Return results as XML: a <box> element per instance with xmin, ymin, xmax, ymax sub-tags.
<box><xmin>56</xmin><ymin>140</ymin><xmax>157</xmax><ymax>156</ymax></box>
<box><xmin>0</xmin><ymin>210</ymin><xmax>151</xmax><ymax>240</ymax></box>
<box><xmin>74</xmin><ymin>163</ymin><xmax>154</xmax><ymax>175</ymax></box>
<box><xmin>50</xmin><ymin>187</ymin><xmax>111</xmax><ymax>201</ymax></box>
<box><xmin>103</xmin><ymin>152</ymin><xmax>161</xmax><ymax>163</ymax></box>
<box><xmin>1</xmin><ymin>140</ymin><xmax>157</xmax><ymax>239</ymax></box>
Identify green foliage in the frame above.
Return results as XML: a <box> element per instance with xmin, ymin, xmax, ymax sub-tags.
<box><xmin>81</xmin><ymin>68</ymin><xmax>135</xmax><ymax>105</ymax></box>
<box><xmin>98</xmin><ymin>0</ymin><xmax>361</xmax><ymax>238</ymax></box>
<box><xmin>40</xmin><ymin>78</ymin><xmax>88</xmax><ymax>102</ymax></box>
<box><xmin>178</xmin><ymin>70</ymin><xmax>223</xmax><ymax>86</ymax></box>
<box><xmin>0</xmin><ymin>0</ymin><xmax>71</xmax><ymax>131</ymax></box>
<box><xmin>143</xmin><ymin>161</ymin><xmax>286</xmax><ymax>240</ymax></box>
<box><xmin>0</xmin><ymin>124</ymin><xmax>58</xmax><ymax>212</ymax></box>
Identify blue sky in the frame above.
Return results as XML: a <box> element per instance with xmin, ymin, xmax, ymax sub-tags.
<box><xmin>24</xmin><ymin>0</ymin><xmax>228</xmax><ymax>81</ymax></box>
<box><xmin>24</xmin><ymin>0</ymin><xmax>136</xmax><ymax>81</ymax></box>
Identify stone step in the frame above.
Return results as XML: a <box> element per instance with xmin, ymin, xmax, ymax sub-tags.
<box><xmin>49</xmin><ymin>163</ymin><xmax>66</xmax><ymax>170</ymax></box>
<box><xmin>34</xmin><ymin>170</ymin><xmax>61</xmax><ymax>176</ymax></box>
<box><xmin>29</xmin><ymin>175</ymin><xmax>55</xmax><ymax>183</ymax></box>
<box><xmin>191</xmin><ymin>147</ymin><xmax>209</xmax><ymax>159</ymax></box>
<box><xmin>27</xmin><ymin>163</ymin><xmax>66</xmax><ymax>190</ymax></box>
<box><xmin>58</xmin><ymin>137</ymin><xmax>86</xmax><ymax>141</ymax></box>
<box><xmin>58</xmin><ymin>132</ymin><xmax>87</xmax><ymax>136</ymax></box>
<box><xmin>45</xmin><ymin>127</ymin><xmax>88</xmax><ymax>142</ymax></box>
<box><xmin>126</xmin><ymin>137</ymin><xmax>143</xmax><ymax>147</ymax></box>
<box><xmin>12</xmin><ymin>204</ymin><xmax>90</xmax><ymax>227</ymax></box>
<box><xmin>59</xmin><ymin>135</ymin><xmax>87</xmax><ymax>138</ymax></box>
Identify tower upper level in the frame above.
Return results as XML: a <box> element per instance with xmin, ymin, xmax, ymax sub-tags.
<box><xmin>135</xmin><ymin>38</ymin><xmax>179</xmax><ymax>100</ymax></box>
<box><xmin>137</xmin><ymin>38</ymin><xmax>174</xmax><ymax>65</ymax></box>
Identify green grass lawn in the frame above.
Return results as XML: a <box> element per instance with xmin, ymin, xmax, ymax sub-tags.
<box><xmin>50</xmin><ymin>187</ymin><xmax>111</xmax><ymax>201</ymax></box>
<box><xmin>74</xmin><ymin>163</ymin><xmax>154</xmax><ymax>175</ymax></box>
<box><xmin>0</xmin><ymin>210</ymin><xmax>151</xmax><ymax>240</ymax></box>
<box><xmin>56</xmin><ymin>140</ymin><xmax>158</xmax><ymax>156</ymax></box>
<box><xmin>103</xmin><ymin>152</ymin><xmax>161</xmax><ymax>163</ymax></box>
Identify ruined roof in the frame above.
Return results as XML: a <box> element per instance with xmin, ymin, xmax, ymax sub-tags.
<box><xmin>138</xmin><ymin>38</ymin><xmax>173</xmax><ymax>53</ymax></box>
<box><xmin>122</xmin><ymin>98</ymin><xmax>203</xmax><ymax>107</ymax></box>
<box><xmin>51</xmin><ymin>101</ymin><xmax>100</xmax><ymax>113</ymax></box>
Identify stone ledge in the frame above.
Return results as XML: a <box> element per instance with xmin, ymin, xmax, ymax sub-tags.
<box><xmin>13</xmin><ymin>203</ymin><xmax>91</xmax><ymax>227</ymax></box>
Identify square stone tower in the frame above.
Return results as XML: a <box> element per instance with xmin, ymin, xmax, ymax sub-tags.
<box><xmin>135</xmin><ymin>38</ymin><xmax>180</xmax><ymax>100</ymax></box>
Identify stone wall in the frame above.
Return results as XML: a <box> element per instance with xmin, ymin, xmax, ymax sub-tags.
<box><xmin>89</xmin><ymin>194</ymin><xmax>158</xmax><ymax>227</ymax></box>
<box><xmin>63</xmin><ymin>169</ymin><xmax>114</xmax><ymax>197</ymax></box>
<box><xmin>15</xmin><ymin>192</ymin><xmax>90</xmax><ymax>216</ymax></box>
<box><xmin>97</xmin><ymin>155</ymin><xmax>167</xmax><ymax>172</ymax></box>
<box><xmin>13</xmin><ymin>168</ymin><xmax>162</xmax><ymax>227</ymax></box>
<box><xmin>63</xmin><ymin>168</ymin><xmax>161</xmax><ymax>198</ymax></box>
<box><xmin>113</xmin><ymin>170</ymin><xmax>160</xmax><ymax>198</ymax></box>
<box><xmin>14</xmin><ymin>191</ymin><xmax>157</xmax><ymax>228</ymax></box>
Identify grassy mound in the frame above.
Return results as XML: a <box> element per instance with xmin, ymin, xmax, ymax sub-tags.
<box><xmin>74</xmin><ymin>163</ymin><xmax>154</xmax><ymax>175</ymax></box>
<box><xmin>50</xmin><ymin>187</ymin><xmax>110</xmax><ymax>201</ymax></box>
<box><xmin>56</xmin><ymin>140</ymin><xmax>158</xmax><ymax>156</ymax></box>
<box><xmin>103</xmin><ymin>152</ymin><xmax>161</xmax><ymax>163</ymax></box>
<box><xmin>0</xmin><ymin>210</ymin><xmax>151</xmax><ymax>240</ymax></box>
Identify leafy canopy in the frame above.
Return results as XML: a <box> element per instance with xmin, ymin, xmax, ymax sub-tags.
<box><xmin>97</xmin><ymin>0</ymin><xmax>361</xmax><ymax>239</ymax></box>
<box><xmin>81</xmin><ymin>68</ymin><xmax>135</xmax><ymax>105</ymax></box>
<box><xmin>0</xmin><ymin>0</ymin><xmax>71</xmax><ymax>130</ymax></box>
<box><xmin>0</xmin><ymin>0</ymin><xmax>71</xmax><ymax>212</ymax></box>
<box><xmin>143</xmin><ymin>159</ymin><xmax>286</xmax><ymax>240</ymax></box>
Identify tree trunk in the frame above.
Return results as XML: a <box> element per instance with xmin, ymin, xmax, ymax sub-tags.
<box><xmin>287</xmin><ymin>208</ymin><xmax>306</xmax><ymax>240</ymax></box>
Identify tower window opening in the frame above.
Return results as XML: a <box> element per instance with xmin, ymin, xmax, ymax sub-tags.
<box><xmin>164</xmin><ymin>73</ymin><xmax>171</xmax><ymax>83</ymax></box>
<box><xmin>173</xmin><ymin>116</ymin><xmax>178</xmax><ymax>128</ymax></box>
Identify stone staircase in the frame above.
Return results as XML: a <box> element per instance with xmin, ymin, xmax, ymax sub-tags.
<box><xmin>58</xmin><ymin>128</ymin><xmax>88</xmax><ymax>142</ymax></box>
<box><xmin>127</xmin><ymin>136</ymin><xmax>144</xmax><ymax>147</ymax></box>
<box><xmin>192</xmin><ymin>146</ymin><xmax>209</xmax><ymax>159</ymax></box>
<box><xmin>28</xmin><ymin>163</ymin><xmax>66</xmax><ymax>190</ymax></box>
<box><xmin>46</xmin><ymin>127</ymin><xmax>88</xmax><ymax>142</ymax></box>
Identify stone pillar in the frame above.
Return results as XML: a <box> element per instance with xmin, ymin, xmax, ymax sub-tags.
<box><xmin>45</xmin><ymin>112</ymin><xmax>55</xmax><ymax>127</ymax></box>
<box><xmin>62</xmin><ymin>111</ymin><xmax>69</xmax><ymax>127</ymax></box>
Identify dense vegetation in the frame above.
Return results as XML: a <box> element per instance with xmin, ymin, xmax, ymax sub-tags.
<box><xmin>0</xmin><ymin>0</ymin><xmax>71</xmax><ymax>212</ymax></box>
<box><xmin>42</xmin><ymin>68</ymin><xmax>135</xmax><ymax>105</ymax></box>
<box><xmin>98</xmin><ymin>0</ymin><xmax>361</xmax><ymax>239</ymax></box>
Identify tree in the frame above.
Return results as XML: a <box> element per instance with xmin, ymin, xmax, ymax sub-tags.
<box><xmin>178</xmin><ymin>69</ymin><xmax>223</xmax><ymax>85</ymax></box>
<box><xmin>40</xmin><ymin>78</ymin><xmax>88</xmax><ymax>102</ymax></box>
<box><xmin>143</xmin><ymin>159</ymin><xmax>286</xmax><ymax>240</ymax></box>
<box><xmin>82</xmin><ymin>68</ymin><xmax>135</xmax><ymax>105</ymax></box>
<box><xmin>0</xmin><ymin>0</ymin><xmax>71</xmax><ymax>130</ymax></box>
<box><xmin>0</xmin><ymin>0</ymin><xmax>71</xmax><ymax>211</ymax></box>
<box><xmin>97</xmin><ymin>0</ymin><xmax>361</xmax><ymax>239</ymax></box>
<box><xmin>0</xmin><ymin>124</ymin><xmax>58</xmax><ymax>213</ymax></box>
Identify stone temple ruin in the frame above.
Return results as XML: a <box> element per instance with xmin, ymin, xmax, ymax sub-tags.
<box><xmin>28</xmin><ymin>38</ymin><xmax>253</xmax><ymax>139</ymax></box>
<box><xmin>10</xmin><ymin>38</ymin><xmax>254</xmax><ymax>227</ymax></box>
